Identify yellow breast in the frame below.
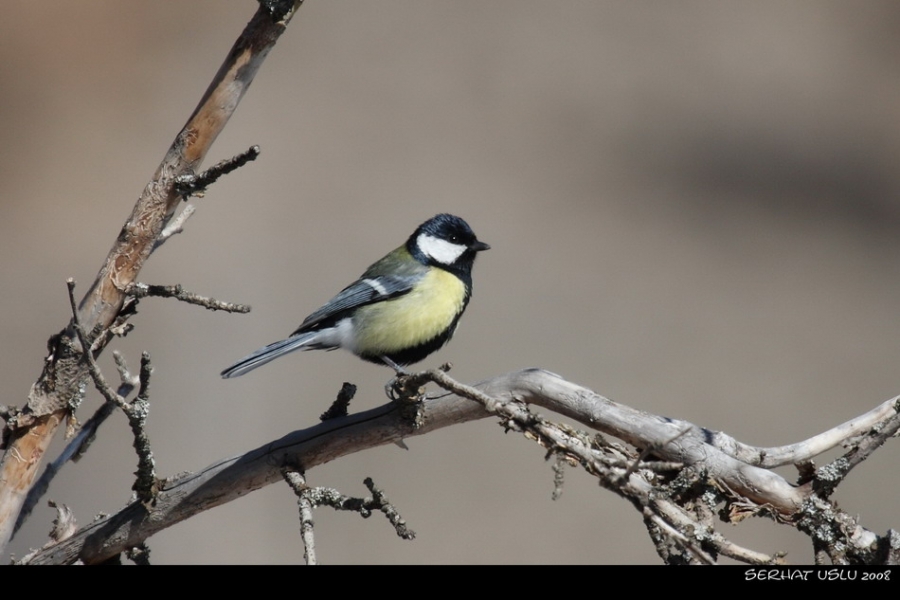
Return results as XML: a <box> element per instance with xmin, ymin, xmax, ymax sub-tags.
<box><xmin>351</xmin><ymin>268</ymin><xmax>467</xmax><ymax>354</ymax></box>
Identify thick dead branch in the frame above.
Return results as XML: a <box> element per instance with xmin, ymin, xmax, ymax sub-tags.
<box><xmin>701</xmin><ymin>396</ymin><xmax>900</xmax><ymax>468</ymax></box>
<box><xmin>14</xmin><ymin>403</ymin><xmax>115</xmax><ymax>538</ymax></box>
<box><xmin>14</xmin><ymin>350</ymin><xmax>138</xmax><ymax>537</ymax></box>
<box><xmin>0</xmin><ymin>1</ymin><xmax>303</xmax><ymax>551</ymax></box>
<box><xmin>19</xmin><ymin>368</ymin><xmax>895</xmax><ymax>565</ymax></box>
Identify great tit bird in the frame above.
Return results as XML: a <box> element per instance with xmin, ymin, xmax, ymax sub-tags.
<box><xmin>221</xmin><ymin>213</ymin><xmax>489</xmax><ymax>378</ymax></box>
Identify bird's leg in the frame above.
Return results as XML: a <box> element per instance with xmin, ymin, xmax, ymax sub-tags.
<box><xmin>379</xmin><ymin>355</ymin><xmax>409</xmax><ymax>376</ymax></box>
<box><xmin>382</xmin><ymin>356</ymin><xmax>414</xmax><ymax>402</ymax></box>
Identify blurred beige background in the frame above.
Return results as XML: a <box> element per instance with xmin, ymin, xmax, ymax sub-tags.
<box><xmin>3</xmin><ymin>1</ymin><xmax>900</xmax><ymax>564</ymax></box>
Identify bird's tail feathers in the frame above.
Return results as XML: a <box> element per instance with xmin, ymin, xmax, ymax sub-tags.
<box><xmin>220</xmin><ymin>332</ymin><xmax>320</xmax><ymax>379</ymax></box>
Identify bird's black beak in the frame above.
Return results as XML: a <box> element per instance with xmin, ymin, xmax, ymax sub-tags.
<box><xmin>471</xmin><ymin>241</ymin><xmax>490</xmax><ymax>252</ymax></box>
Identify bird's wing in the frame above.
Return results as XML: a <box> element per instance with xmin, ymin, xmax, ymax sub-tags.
<box><xmin>293</xmin><ymin>274</ymin><xmax>417</xmax><ymax>333</ymax></box>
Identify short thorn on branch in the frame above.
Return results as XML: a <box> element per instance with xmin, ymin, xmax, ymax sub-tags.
<box><xmin>153</xmin><ymin>204</ymin><xmax>196</xmax><ymax>251</ymax></box>
<box><xmin>174</xmin><ymin>145</ymin><xmax>260</xmax><ymax>198</ymax></box>
<box><xmin>320</xmin><ymin>382</ymin><xmax>356</xmax><ymax>422</ymax></box>
<box><xmin>127</xmin><ymin>282</ymin><xmax>251</xmax><ymax>314</ymax></box>
<box><xmin>125</xmin><ymin>543</ymin><xmax>151</xmax><ymax>566</ymax></box>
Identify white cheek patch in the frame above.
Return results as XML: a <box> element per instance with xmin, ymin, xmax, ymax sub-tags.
<box><xmin>417</xmin><ymin>233</ymin><xmax>467</xmax><ymax>265</ymax></box>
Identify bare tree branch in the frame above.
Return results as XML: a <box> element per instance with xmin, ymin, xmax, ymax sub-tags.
<box><xmin>14</xmin><ymin>349</ymin><xmax>139</xmax><ymax>538</ymax></box>
<box><xmin>18</xmin><ymin>368</ymin><xmax>896</xmax><ymax>565</ymax></box>
<box><xmin>0</xmin><ymin>1</ymin><xmax>304</xmax><ymax>551</ymax></box>
<box><xmin>67</xmin><ymin>280</ymin><xmax>158</xmax><ymax>504</ymax></box>
<box><xmin>5</xmin><ymin>1</ymin><xmax>897</xmax><ymax>567</ymax></box>
<box><xmin>281</xmin><ymin>470</ymin><xmax>414</xmax><ymax>565</ymax></box>
<box><xmin>701</xmin><ymin>396</ymin><xmax>900</xmax><ymax>468</ymax></box>
<box><xmin>282</xmin><ymin>470</ymin><xmax>318</xmax><ymax>565</ymax></box>
<box><xmin>126</xmin><ymin>283</ymin><xmax>251</xmax><ymax>314</ymax></box>
<box><xmin>14</xmin><ymin>402</ymin><xmax>115</xmax><ymax>538</ymax></box>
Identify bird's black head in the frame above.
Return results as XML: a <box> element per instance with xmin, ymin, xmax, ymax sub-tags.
<box><xmin>408</xmin><ymin>213</ymin><xmax>490</xmax><ymax>274</ymax></box>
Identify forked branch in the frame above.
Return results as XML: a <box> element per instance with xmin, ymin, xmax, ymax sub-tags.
<box><xmin>20</xmin><ymin>368</ymin><xmax>897</xmax><ymax>564</ymax></box>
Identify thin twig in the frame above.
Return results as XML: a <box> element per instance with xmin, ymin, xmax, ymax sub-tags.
<box><xmin>551</xmin><ymin>455</ymin><xmax>566</xmax><ymax>500</ymax></box>
<box><xmin>282</xmin><ymin>469</ymin><xmax>317</xmax><ymax>565</ymax></box>
<box><xmin>363</xmin><ymin>478</ymin><xmax>415</xmax><ymax>540</ymax></box>
<box><xmin>66</xmin><ymin>280</ymin><xmax>157</xmax><ymax>505</ymax></box>
<box><xmin>153</xmin><ymin>204</ymin><xmax>196</xmax><ymax>251</ymax></box>
<box><xmin>619</xmin><ymin>427</ymin><xmax>690</xmax><ymax>483</ymax></box>
<box><xmin>131</xmin><ymin>353</ymin><xmax>157</xmax><ymax>504</ymax></box>
<box><xmin>814</xmin><ymin>400</ymin><xmax>900</xmax><ymax>498</ymax></box>
<box><xmin>709</xmin><ymin>395</ymin><xmax>900</xmax><ymax>468</ymax></box>
<box><xmin>282</xmin><ymin>470</ymin><xmax>415</xmax><ymax>564</ymax></box>
<box><xmin>127</xmin><ymin>283</ymin><xmax>250</xmax><ymax>313</ymax></box>
<box><xmin>67</xmin><ymin>282</ymin><xmax>130</xmax><ymax>414</ymax></box>
<box><xmin>174</xmin><ymin>146</ymin><xmax>261</xmax><ymax>198</ymax></box>
<box><xmin>643</xmin><ymin>508</ymin><xmax>716</xmax><ymax>565</ymax></box>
